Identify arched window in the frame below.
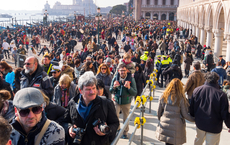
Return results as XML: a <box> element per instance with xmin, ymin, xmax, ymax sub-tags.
<box><xmin>161</xmin><ymin>14</ymin><xmax>166</xmax><ymax>20</ymax></box>
<box><xmin>169</xmin><ymin>12</ymin><xmax>174</xmax><ymax>20</ymax></box>
<box><xmin>154</xmin><ymin>0</ymin><xmax>158</xmax><ymax>5</ymax></box>
<box><xmin>162</xmin><ymin>0</ymin><xmax>166</xmax><ymax>5</ymax></box>
<box><xmin>147</xmin><ymin>0</ymin><xmax>150</xmax><ymax>5</ymax></box>
<box><xmin>171</xmin><ymin>0</ymin><xmax>174</xmax><ymax>5</ymax></box>
<box><xmin>145</xmin><ymin>12</ymin><xmax>151</xmax><ymax>19</ymax></box>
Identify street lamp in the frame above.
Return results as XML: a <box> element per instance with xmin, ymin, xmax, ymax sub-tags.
<box><xmin>95</xmin><ymin>7</ymin><xmax>102</xmax><ymax>45</ymax></box>
<box><xmin>74</xmin><ymin>11</ymin><xmax>76</xmax><ymax>24</ymax></box>
<box><xmin>122</xmin><ymin>11</ymin><xmax>125</xmax><ymax>33</ymax></box>
<box><xmin>43</xmin><ymin>10</ymin><xmax>48</xmax><ymax>26</ymax></box>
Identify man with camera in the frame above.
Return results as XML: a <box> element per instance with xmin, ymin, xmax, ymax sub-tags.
<box><xmin>110</xmin><ymin>64</ymin><xmax>137</xmax><ymax>139</ymax></box>
<box><xmin>64</xmin><ymin>71</ymin><xmax>119</xmax><ymax>145</ymax></box>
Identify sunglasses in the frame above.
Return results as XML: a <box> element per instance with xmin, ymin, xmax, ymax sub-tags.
<box><xmin>68</xmin><ymin>60</ymin><xmax>72</xmax><ymax>61</ymax></box>
<box><xmin>18</xmin><ymin>106</ymin><xmax>43</xmax><ymax>117</ymax></box>
<box><xmin>24</xmin><ymin>63</ymin><xmax>32</xmax><ymax>66</ymax></box>
<box><xmin>101</xmin><ymin>68</ymin><xmax>107</xmax><ymax>70</ymax></box>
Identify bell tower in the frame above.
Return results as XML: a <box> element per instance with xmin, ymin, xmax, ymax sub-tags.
<box><xmin>134</xmin><ymin>0</ymin><xmax>141</xmax><ymax>20</ymax></box>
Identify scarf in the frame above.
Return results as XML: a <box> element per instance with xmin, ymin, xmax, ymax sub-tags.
<box><xmin>61</xmin><ymin>87</ymin><xmax>69</xmax><ymax>108</ymax></box>
<box><xmin>0</xmin><ymin>101</ymin><xmax>9</xmax><ymax>116</ymax></box>
<box><xmin>122</xmin><ymin>59</ymin><xmax>132</xmax><ymax>65</ymax></box>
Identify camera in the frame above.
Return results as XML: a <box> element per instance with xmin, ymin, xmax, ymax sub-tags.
<box><xmin>92</xmin><ymin>118</ymin><xmax>111</xmax><ymax>135</ymax></box>
<box><xmin>72</xmin><ymin>127</ymin><xmax>86</xmax><ymax>144</ymax></box>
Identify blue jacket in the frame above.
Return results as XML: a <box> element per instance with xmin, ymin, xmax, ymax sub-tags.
<box><xmin>211</xmin><ymin>66</ymin><xmax>227</xmax><ymax>86</ymax></box>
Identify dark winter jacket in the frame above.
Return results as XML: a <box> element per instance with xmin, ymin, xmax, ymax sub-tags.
<box><xmin>49</xmin><ymin>75</ymin><xmax>61</xmax><ymax>88</ymax></box>
<box><xmin>45</xmin><ymin>102</ymin><xmax>66</xmax><ymax>124</ymax></box>
<box><xmin>190</xmin><ymin>82</ymin><xmax>230</xmax><ymax>133</ymax></box>
<box><xmin>20</xmin><ymin>65</ymin><xmax>54</xmax><ymax>99</ymax></box>
<box><xmin>63</xmin><ymin>95</ymin><xmax>119</xmax><ymax>145</ymax></box>
<box><xmin>134</xmin><ymin>71</ymin><xmax>146</xmax><ymax>96</ymax></box>
<box><xmin>184</xmin><ymin>56</ymin><xmax>192</xmax><ymax>70</ymax></box>
<box><xmin>162</xmin><ymin>64</ymin><xmax>183</xmax><ymax>81</ymax></box>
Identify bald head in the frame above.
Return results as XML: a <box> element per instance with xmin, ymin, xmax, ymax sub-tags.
<box><xmin>24</xmin><ymin>56</ymin><xmax>38</xmax><ymax>75</ymax></box>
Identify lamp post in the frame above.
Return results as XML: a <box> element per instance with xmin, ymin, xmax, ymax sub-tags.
<box><xmin>122</xmin><ymin>11</ymin><xmax>125</xmax><ymax>33</ymax></box>
<box><xmin>74</xmin><ymin>11</ymin><xmax>76</xmax><ymax>24</ymax></box>
<box><xmin>95</xmin><ymin>7</ymin><xmax>102</xmax><ymax>45</ymax></box>
<box><xmin>43</xmin><ymin>10</ymin><xmax>48</xmax><ymax>26</ymax></box>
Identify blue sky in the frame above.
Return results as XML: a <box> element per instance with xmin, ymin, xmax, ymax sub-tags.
<box><xmin>1</xmin><ymin>0</ymin><xmax>129</xmax><ymax>11</ymax></box>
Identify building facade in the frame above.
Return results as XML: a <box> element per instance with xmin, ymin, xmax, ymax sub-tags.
<box><xmin>43</xmin><ymin>0</ymin><xmax>97</xmax><ymax>16</ymax></box>
<box><xmin>134</xmin><ymin>0</ymin><xmax>179</xmax><ymax>21</ymax></box>
<box><xmin>177</xmin><ymin>0</ymin><xmax>230</xmax><ymax>61</ymax></box>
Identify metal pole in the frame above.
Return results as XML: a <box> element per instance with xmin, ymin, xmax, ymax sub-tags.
<box><xmin>111</xmin><ymin>103</ymin><xmax>138</xmax><ymax>145</ymax></box>
<box><xmin>97</xmin><ymin>19</ymin><xmax>100</xmax><ymax>45</ymax></box>
<box><xmin>122</xmin><ymin>17</ymin><xmax>124</xmax><ymax>32</ymax></box>
<box><xmin>140</xmin><ymin>104</ymin><xmax>144</xmax><ymax>145</ymax></box>
<box><xmin>149</xmin><ymin>84</ymin><xmax>152</xmax><ymax>113</ymax></box>
<box><xmin>128</xmin><ymin>124</ymin><xmax>139</xmax><ymax>145</ymax></box>
<box><xmin>17</xmin><ymin>53</ymin><xmax>19</xmax><ymax>68</ymax></box>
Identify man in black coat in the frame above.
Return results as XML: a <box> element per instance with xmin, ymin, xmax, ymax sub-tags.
<box><xmin>162</xmin><ymin>60</ymin><xmax>183</xmax><ymax>85</ymax></box>
<box><xmin>124</xmin><ymin>41</ymin><xmax>131</xmax><ymax>53</ymax></box>
<box><xmin>190</xmin><ymin>72</ymin><xmax>230</xmax><ymax>144</ymax></box>
<box><xmin>64</xmin><ymin>71</ymin><xmax>119</xmax><ymax>145</ymax></box>
<box><xmin>205</xmin><ymin>50</ymin><xmax>215</xmax><ymax>71</ymax></box>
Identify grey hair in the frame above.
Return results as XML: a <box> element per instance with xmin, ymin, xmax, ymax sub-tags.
<box><xmin>78</xmin><ymin>71</ymin><xmax>97</xmax><ymax>90</ymax></box>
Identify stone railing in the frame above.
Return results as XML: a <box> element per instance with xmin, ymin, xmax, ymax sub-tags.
<box><xmin>141</xmin><ymin>5</ymin><xmax>178</xmax><ymax>8</ymax></box>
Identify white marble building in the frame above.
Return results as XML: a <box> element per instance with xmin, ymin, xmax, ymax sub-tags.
<box><xmin>134</xmin><ymin>0</ymin><xmax>179</xmax><ymax>21</ymax></box>
<box><xmin>177</xmin><ymin>0</ymin><xmax>230</xmax><ymax>61</ymax></box>
<box><xmin>43</xmin><ymin>0</ymin><xmax>97</xmax><ymax>16</ymax></box>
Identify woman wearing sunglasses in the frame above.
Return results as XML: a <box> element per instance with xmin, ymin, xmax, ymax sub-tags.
<box><xmin>52</xmin><ymin>74</ymin><xmax>77</xmax><ymax>108</ymax></box>
<box><xmin>96</xmin><ymin>63</ymin><xmax>112</xmax><ymax>99</ymax></box>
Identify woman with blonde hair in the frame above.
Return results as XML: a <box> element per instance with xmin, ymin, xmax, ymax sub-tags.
<box><xmin>52</xmin><ymin>74</ymin><xmax>76</xmax><ymax>108</ymax></box>
<box><xmin>96</xmin><ymin>63</ymin><xmax>112</xmax><ymax>99</ymax></box>
<box><xmin>156</xmin><ymin>78</ymin><xmax>194</xmax><ymax>145</ymax></box>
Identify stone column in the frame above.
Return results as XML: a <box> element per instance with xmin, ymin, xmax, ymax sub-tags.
<box><xmin>213</xmin><ymin>29</ymin><xmax>224</xmax><ymax>62</ymax></box>
<box><xmin>150</xmin><ymin>12</ymin><xmax>153</xmax><ymax>19</ymax></box>
<box><xmin>192</xmin><ymin>25</ymin><xmax>196</xmax><ymax>35</ymax></box>
<box><xmin>199</xmin><ymin>24</ymin><xmax>206</xmax><ymax>46</ymax></box>
<box><xmin>226</xmin><ymin>35</ymin><xmax>230</xmax><ymax>62</ymax></box>
<box><xmin>158</xmin><ymin>12</ymin><xmax>161</xmax><ymax>20</ymax></box>
<box><xmin>134</xmin><ymin>0</ymin><xmax>141</xmax><ymax>21</ymax></box>
<box><xmin>150</xmin><ymin>0</ymin><xmax>154</xmax><ymax>5</ymax></box>
<box><xmin>205</xmin><ymin>27</ymin><xmax>213</xmax><ymax>48</ymax></box>
<box><xmin>196</xmin><ymin>25</ymin><xmax>200</xmax><ymax>39</ymax></box>
<box><xmin>166</xmin><ymin>12</ymin><xmax>169</xmax><ymax>20</ymax></box>
<box><xmin>142</xmin><ymin>11</ymin><xmax>145</xmax><ymax>18</ymax></box>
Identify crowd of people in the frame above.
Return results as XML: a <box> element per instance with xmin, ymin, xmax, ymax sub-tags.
<box><xmin>0</xmin><ymin>17</ymin><xmax>229</xmax><ymax>145</ymax></box>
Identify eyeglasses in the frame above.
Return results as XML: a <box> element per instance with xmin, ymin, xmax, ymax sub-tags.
<box><xmin>68</xmin><ymin>60</ymin><xmax>72</xmax><ymax>62</ymax></box>
<box><xmin>24</xmin><ymin>63</ymin><xmax>32</xmax><ymax>66</ymax></box>
<box><xmin>101</xmin><ymin>68</ymin><xmax>107</xmax><ymax>70</ymax></box>
<box><xmin>18</xmin><ymin>106</ymin><xmax>43</xmax><ymax>117</ymax></box>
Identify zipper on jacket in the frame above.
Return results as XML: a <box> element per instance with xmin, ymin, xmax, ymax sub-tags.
<box><xmin>16</xmin><ymin>127</ymin><xmax>38</xmax><ymax>144</ymax></box>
